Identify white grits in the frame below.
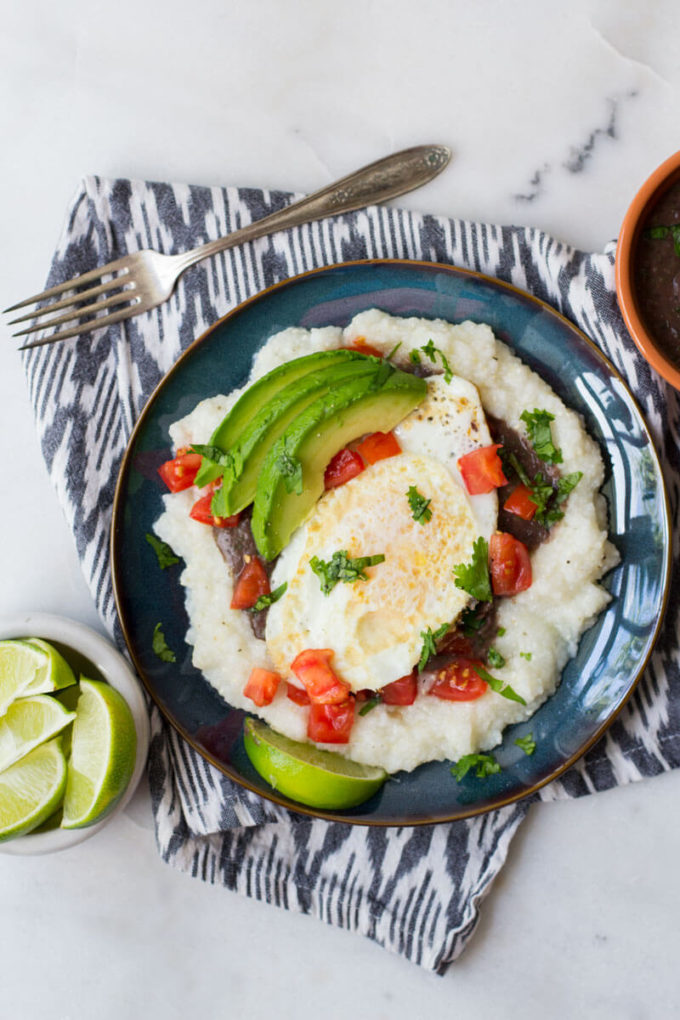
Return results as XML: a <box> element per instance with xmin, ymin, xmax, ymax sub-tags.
<box><xmin>154</xmin><ymin>310</ymin><xmax>618</xmax><ymax>773</ymax></box>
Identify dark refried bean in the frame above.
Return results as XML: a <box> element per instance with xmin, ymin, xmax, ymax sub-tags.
<box><xmin>632</xmin><ymin>175</ymin><xmax>680</xmax><ymax>369</ymax></box>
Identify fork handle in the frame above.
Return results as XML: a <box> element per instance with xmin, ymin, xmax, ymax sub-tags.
<box><xmin>173</xmin><ymin>144</ymin><xmax>451</xmax><ymax>273</ymax></box>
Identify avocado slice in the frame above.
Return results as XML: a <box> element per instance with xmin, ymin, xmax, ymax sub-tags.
<box><xmin>219</xmin><ymin>359</ymin><xmax>383</xmax><ymax>515</ymax></box>
<box><xmin>210</xmin><ymin>348</ymin><xmax>373</xmax><ymax>452</ymax></box>
<box><xmin>251</xmin><ymin>367</ymin><xmax>428</xmax><ymax>559</ymax></box>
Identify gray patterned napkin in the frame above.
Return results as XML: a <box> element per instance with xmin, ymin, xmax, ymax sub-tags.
<box><xmin>22</xmin><ymin>176</ymin><xmax>679</xmax><ymax>973</ymax></box>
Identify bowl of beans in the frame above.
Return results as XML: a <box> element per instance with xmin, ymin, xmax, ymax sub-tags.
<box><xmin>616</xmin><ymin>150</ymin><xmax>680</xmax><ymax>389</ymax></box>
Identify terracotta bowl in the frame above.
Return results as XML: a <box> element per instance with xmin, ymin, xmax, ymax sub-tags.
<box><xmin>616</xmin><ymin>149</ymin><xmax>680</xmax><ymax>389</ymax></box>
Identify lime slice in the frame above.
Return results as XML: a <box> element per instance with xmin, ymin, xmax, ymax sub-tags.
<box><xmin>0</xmin><ymin>695</ymin><xmax>76</xmax><ymax>773</ymax></box>
<box><xmin>0</xmin><ymin>640</ymin><xmax>49</xmax><ymax>715</ymax></box>
<box><xmin>21</xmin><ymin>639</ymin><xmax>76</xmax><ymax>696</ymax></box>
<box><xmin>243</xmin><ymin>718</ymin><xmax>388</xmax><ymax>810</ymax></box>
<box><xmin>61</xmin><ymin>677</ymin><xmax>137</xmax><ymax>829</ymax></box>
<box><xmin>0</xmin><ymin>738</ymin><xmax>68</xmax><ymax>842</ymax></box>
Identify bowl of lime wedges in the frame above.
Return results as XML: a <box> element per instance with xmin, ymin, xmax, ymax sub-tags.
<box><xmin>0</xmin><ymin>612</ymin><xmax>150</xmax><ymax>855</ymax></box>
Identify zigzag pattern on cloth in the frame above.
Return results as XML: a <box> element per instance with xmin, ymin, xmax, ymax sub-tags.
<box><xmin>22</xmin><ymin>176</ymin><xmax>680</xmax><ymax>971</ymax></box>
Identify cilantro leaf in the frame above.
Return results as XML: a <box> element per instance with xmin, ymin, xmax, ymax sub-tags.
<box><xmin>275</xmin><ymin>449</ymin><xmax>303</xmax><ymax>495</ymax></box>
<box><xmin>460</xmin><ymin>606</ymin><xmax>484</xmax><ymax>637</ymax></box>
<box><xmin>527</xmin><ymin>473</ymin><xmax>555</xmax><ymax>524</ymax></box>
<box><xmin>515</xmin><ymin>733</ymin><xmax>536</xmax><ymax>755</ymax></box>
<box><xmin>310</xmin><ymin>550</ymin><xmax>385</xmax><ymax>596</ymax></box>
<box><xmin>519</xmin><ymin>409</ymin><xmax>563</xmax><ymax>464</ymax></box>
<box><xmin>420</xmin><ymin>339</ymin><xmax>453</xmax><ymax>383</ymax></box>
<box><xmin>407</xmin><ymin>485</ymin><xmax>433</xmax><ymax>525</ymax></box>
<box><xmin>474</xmin><ymin>664</ymin><xmax>526</xmax><ymax>705</ymax></box>
<box><xmin>453</xmin><ymin>537</ymin><xmax>492</xmax><ymax>602</ymax></box>
<box><xmin>145</xmin><ymin>533</ymin><xmax>179</xmax><ymax>569</ymax></box>
<box><xmin>487</xmin><ymin>647</ymin><xmax>506</xmax><ymax>669</ymax></box>
<box><xmin>418</xmin><ymin>623</ymin><xmax>450</xmax><ymax>670</ymax></box>
<box><xmin>497</xmin><ymin>626</ymin><xmax>506</xmax><ymax>637</ymax></box>
<box><xmin>409</xmin><ymin>349</ymin><xmax>422</xmax><ymax>365</ymax></box>
<box><xmin>555</xmin><ymin>471</ymin><xmax>583</xmax><ymax>505</ymax></box>
<box><xmin>451</xmin><ymin>753</ymin><xmax>501</xmax><ymax>782</ymax></box>
<box><xmin>646</xmin><ymin>224</ymin><xmax>680</xmax><ymax>256</ymax></box>
<box><xmin>386</xmin><ymin>341</ymin><xmax>402</xmax><ymax>361</ymax></box>
<box><xmin>359</xmin><ymin>697</ymin><xmax>381</xmax><ymax>716</ymax></box>
<box><xmin>250</xmin><ymin>582</ymin><xmax>287</xmax><ymax>612</ymax></box>
<box><xmin>519</xmin><ymin>651</ymin><xmax>532</xmax><ymax>661</ymax></box>
<box><xmin>152</xmin><ymin>622</ymin><xmax>176</xmax><ymax>663</ymax></box>
<box><xmin>190</xmin><ymin>444</ymin><xmax>235</xmax><ymax>489</ymax></box>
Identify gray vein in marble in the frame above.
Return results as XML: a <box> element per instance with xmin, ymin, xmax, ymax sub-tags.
<box><xmin>513</xmin><ymin>91</ymin><xmax>637</xmax><ymax>203</ymax></box>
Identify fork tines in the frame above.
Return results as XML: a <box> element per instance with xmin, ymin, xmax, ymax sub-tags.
<box><xmin>4</xmin><ymin>259</ymin><xmax>138</xmax><ymax>350</ymax></box>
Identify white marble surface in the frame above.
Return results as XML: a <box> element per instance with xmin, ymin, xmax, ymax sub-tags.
<box><xmin>1</xmin><ymin>0</ymin><xmax>680</xmax><ymax>1016</ymax></box>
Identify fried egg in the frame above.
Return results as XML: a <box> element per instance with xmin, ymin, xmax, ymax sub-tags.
<box><xmin>265</xmin><ymin>374</ymin><xmax>498</xmax><ymax>692</ymax></box>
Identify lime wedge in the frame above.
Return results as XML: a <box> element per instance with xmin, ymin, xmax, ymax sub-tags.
<box><xmin>61</xmin><ymin>677</ymin><xmax>136</xmax><ymax>829</ymax></box>
<box><xmin>0</xmin><ymin>640</ymin><xmax>49</xmax><ymax>715</ymax></box>
<box><xmin>0</xmin><ymin>738</ymin><xmax>68</xmax><ymax>842</ymax></box>
<box><xmin>0</xmin><ymin>695</ymin><xmax>76</xmax><ymax>773</ymax></box>
<box><xmin>21</xmin><ymin>638</ymin><xmax>77</xmax><ymax>696</ymax></box>
<box><xmin>243</xmin><ymin>718</ymin><xmax>388</xmax><ymax>810</ymax></box>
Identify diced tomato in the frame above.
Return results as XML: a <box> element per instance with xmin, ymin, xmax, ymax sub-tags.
<box><xmin>158</xmin><ymin>451</ymin><xmax>203</xmax><ymax>492</ymax></box>
<box><xmin>503</xmin><ymin>484</ymin><xmax>537</xmax><ymax>521</ymax></box>
<box><xmin>286</xmin><ymin>683</ymin><xmax>311</xmax><ymax>706</ymax></box>
<box><xmin>230</xmin><ymin>557</ymin><xmax>270</xmax><ymax>609</ymax></box>
<box><xmin>342</xmin><ymin>337</ymin><xmax>384</xmax><ymax>358</ymax></box>
<box><xmin>381</xmin><ymin>669</ymin><xmax>418</xmax><ymax>706</ymax></box>
<box><xmin>290</xmin><ymin>649</ymin><xmax>351</xmax><ymax>704</ymax></box>
<box><xmin>243</xmin><ymin>667</ymin><xmax>281</xmax><ymax>707</ymax></box>
<box><xmin>190</xmin><ymin>493</ymin><xmax>240</xmax><ymax>529</ymax></box>
<box><xmin>356</xmin><ymin>431</ymin><xmax>402</xmax><ymax>465</ymax></box>
<box><xmin>489</xmin><ymin>532</ymin><xmax>532</xmax><ymax>596</ymax></box>
<box><xmin>307</xmin><ymin>701</ymin><xmax>355</xmax><ymax>744</ymax></box>
<box><xmin>324</xmin><ymin>447</ymin><xmax>365</xmax><ymax>489</ymax></box>
<box><xmin>428</xmin><ymin>658</ymin><xmax>488</xmax><ymax>701</ymax></box>
<box><xmin>458</xmin><ymin>444</ymin><xmax>507</xmax><ymax>495</ymax></box>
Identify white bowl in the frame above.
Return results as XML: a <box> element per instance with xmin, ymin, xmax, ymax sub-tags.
<box><xmin>0</xmin><ymin>612</ymin><xmax>150</xmax><ymax>855</ymax></box>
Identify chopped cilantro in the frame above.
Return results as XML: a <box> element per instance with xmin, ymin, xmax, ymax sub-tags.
<box><xmin>359</xmin><ymin>697</ymin><xmax>381</xmax><ymax>716</ymax></box>
<box><xmin>418</xmin><ymin>623</ymin><xmax>450</xmax><ymax>670</ymax></box>
<box><xmin>487</xmin><ymin>647</ymin><xmax>506</xmax><ymax>669</ymax></box>
<box><xmin>556</xmin><ymin>471</ymin><xmax>583</xmax><ymax>505</ymax></box>
<box><xmin>519</xmin><ymin>409</ymin><xmax>563</xmax><ymax>464</ymax></box>
<box><xmin>409</xmin><ymin>349</ymin><xmax>422</xmax><ymax>365</ymax></box>
<box><xmin>646</xmin><ymin>223</ymin><xmax>680</xmax><ymax>256</ymax></box>
<box><xmin>474</xmin><ymin>663</ymin><xmax>526</xmax><ymax>705</ymax></box>
<box><xmin>460</xmin><ymin>606</ymin><xmax>484</xmax><ymax>637</ymax></box>
<box><xmin>526</xmin><ymin>473</ymin><xmax>555</xmax><ymax>524</ymax></box>
<box><xmin>386</xmin><ymin>341</ymin><xmax>402</xmax><ymax>361</ymax></box>
<box><xmin>145</xmin><ymin>533</ymin><xmax>179</xmax><ymax>569</ymax></box>
<box><xmin>152</xmin><ymin>623</ymin><xmax>176</xmax><ymax>663</ymax></box>
<box><xmin>407</xmin><ymin>485</ymin><xmax>433</xmax><ymax>524</ymax></box>
<box><xmin>310</xmin><ymin>550</ymin><xmax>386</xmax><ymax>596</ymax></box>
<box><xmin>451</xmin><ymin>753</ymin><xmax>501</xmax><ymax>782</ymax></box>
<box><xmin>519</xmin><ymin>651</ymin><xmax>532</xmax><ymax>661</ymax></box>
<box><xmin>420</xmin><ymin>339</ymin><xmax>453</xmax><ymax>383</ymax></box>
<box><xmin>515</xmin><ymin>733</ymin><xmax>537</xmax><ymax>755</ymax></box>
<box><xmin>250</xmin><ymin>582</ymin><xmax>287</xmax><ymax>612</ymax></box>
<box><xmin>453</xmin><ymin>537</ymin><xmax>492</xmax><ymax>602</ymax></box>
<box><xmin>497</xmin><ymin>626</ymin><xmax>506</xmax><ymax>637</ymax></box>
<box><xmin>504</xmin><ymin>450</ymin><xmax>582</xmax><ymax>527</ymax></box>
<box><xmin>275</xmin><ymin>449</ymin><xmax>304</xmax><ymax>495</ymax></box>
<box><xmin>190</xmin><ymin>443</ymin><xmax>236</xmax><ymax>489</ymax></box>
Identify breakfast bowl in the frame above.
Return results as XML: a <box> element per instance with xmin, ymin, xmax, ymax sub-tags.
<box><xmin>616</xmin><ymin>149</ymin><xmax>680</xmax><ymax>389</ymax></box>
<box><xmin>0</xmin><ymin>612</ymin><xmax>150</xmax><ymax>855</ymax></box>
<box><xmin>111</xmin><ymin>260</ymin><xmax>670</xmax><ymax>826</ymax></box>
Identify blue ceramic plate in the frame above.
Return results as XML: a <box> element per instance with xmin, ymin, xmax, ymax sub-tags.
<box><xmin>111</xmin><ymin>260</ymin><xmax>670</xmax><ymax>825</ymax></box>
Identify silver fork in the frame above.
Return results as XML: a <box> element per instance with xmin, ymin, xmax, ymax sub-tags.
<box><xmin>5</xmin><ymin>145</ymin><xmax>451</xmax><ymax>350</ymax></box>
